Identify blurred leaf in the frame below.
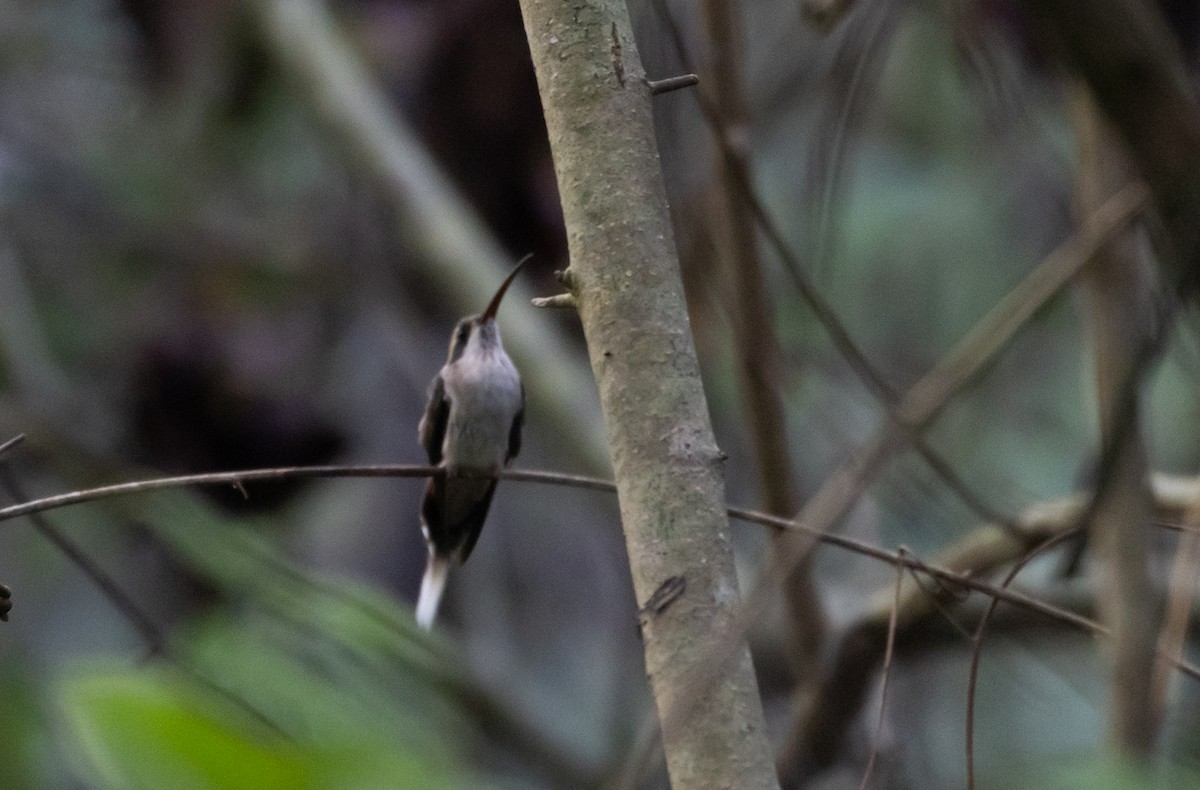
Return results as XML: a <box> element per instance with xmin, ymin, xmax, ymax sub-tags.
<box><xmin>0</xmin><ymin>661</ymin><xmax>56</xmax><ymax>788</ymax></box>
<box><xmin>995</xmin><ymin>754</ymin><xmax>1200</xmax><ymax>790</ymax></box>
<box><xmin>118</xmin><ymin>490</ymin><xmax>453</xmax><ymax>681</ymax></box>
<box><xmin>62</xmin><ymin>669</ymin><xmax>464</xmax><ymax>790</ymax></box>
<box><xmin>64</xmin><ymin>671</ymin><xmax>308</xmax><ymax>790</ymax></box>
<box><xmin>76</xmin><ymin>489</ymin><xmax>548</xmax><ymax>787</ymax></box>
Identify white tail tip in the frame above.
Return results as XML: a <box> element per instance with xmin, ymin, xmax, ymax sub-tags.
<box><xmin>415</xmin><ymin>554</ymin><xmax>450</xmax><ymax>630</ymax></box>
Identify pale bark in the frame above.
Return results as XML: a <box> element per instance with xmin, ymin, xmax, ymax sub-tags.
<box><xmin>517</xmin><ymin>1</ymin><xmax>779</xmax><ymax>787</ymax></box>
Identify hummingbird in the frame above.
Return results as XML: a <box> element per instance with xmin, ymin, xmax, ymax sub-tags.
<box><xmin>415</xmin><ymin>256</ymin><xmax>529</xmax><ymax>629</ymax></box>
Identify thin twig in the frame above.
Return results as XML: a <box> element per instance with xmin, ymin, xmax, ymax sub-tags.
<box><xmin>858</xmin><ymin>548</ymin><xmax>905</xmax><ymax>790</ymax></box>
<box><xmin>0</xmin><ymin>466</ymin><xmax>166</xmax><ymax>654</ymax></box>
<box><xmin>0</xmin><ymin>464</ymin><xmax>439</xmax><ymax>524</ymax></box>
<box><xmin>699</xmin><ymin>0</ymin><xmax>825</xmax><ymax>683</ymax></box>
<box><xmin>650</xmin><ymin>0</ymin><xmax>1017</xmax><ymax>528</ymax></box>
<box><xmin>0</xmin><ymin>434</ymin><xmax>26</xmax><ymax>457</ymax></box>
<box><xmin>965</xmin><ymin>530</ymin><xmax>1079</xmax><ymax>790</ymax></box>
<box><xmin>740</xmin><ymin>186</ymin><xmax>1153</xmax><ymax>750</ymax></box>
<box><xmin>646</xmin><ymin>74</ymin><xmax>699</xmax><ymax>95</ymax></box>
<box><xmin>0</xmin><ymin>461</ymin><xmax>1196</xmax><ymax>659</ymax></box>
<box><xmin>1150</xmin><ymin>495</ymin><xmax>1200</xmax><ymax>722</ymax></box>
<box><xmin>7</xmin><ymin>457</ymin><xmax>1200</xmax><ymax>785</ymax></box>
<box><xmin>782</xmin><ymin>472</ymin><xmax>1200</xmax><ymax>780</ymax></box>
<box><xmin>901</xmin><ymin>565</ymin><xmax>976</xmax><ymax>643</ymax></box>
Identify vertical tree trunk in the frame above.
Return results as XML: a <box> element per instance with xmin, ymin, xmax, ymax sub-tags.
<box><xmin>516</xmin><ymin>2</ymin><xmax>779</xmax><ymax>787</ymax></box>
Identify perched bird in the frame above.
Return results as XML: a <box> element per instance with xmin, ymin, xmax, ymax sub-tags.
<box><xmin>415</xmin><ymin>257</ymin><xmax>528</xmax><ymax>629</ymax></box>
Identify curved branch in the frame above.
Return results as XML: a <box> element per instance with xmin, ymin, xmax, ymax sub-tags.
<box><xmin>2</xmin><ymin>463</ymin><xmax>1199</xmax><ymax>634</ymax></box>
<box><xmin>777</xmin><ymin>472</ymin><xmax>1200</xmax><ymax>782</ymax></box>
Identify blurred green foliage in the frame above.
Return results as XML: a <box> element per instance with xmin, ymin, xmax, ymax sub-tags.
<box><xmin>58</xmin><ymin>489</ymin><xmax>492</xmax><ymax>789</ymax></box>
<box><xmin>1</xmin><ymin>0</ymin><xmax>1199</xmax><ymax>788</ymax></box>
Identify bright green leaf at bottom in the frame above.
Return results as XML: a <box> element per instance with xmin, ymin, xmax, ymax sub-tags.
<box><xmin>62</xmin><ymin>671</ymin><xmax>455</xmax><ymax>790</ymax></box>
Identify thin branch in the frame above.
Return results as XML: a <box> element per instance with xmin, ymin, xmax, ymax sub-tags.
<box><xmin>1150</xmin><ymin>495</ymin><xmax>1200</xmax><ymax>723</ymax></box>
<box><xmin>749</xmin><ymin>186</ymin><xmax>1152</xmax><ymax>749</ymax></box>
<box><xmin>0</xmin><ymin>464</ymin><xmax>439</xmax><ymax>524</ymax></box>
<box><xmin>858</xmin><ymin>549</ymin><xmax>904</xmax><ymax>790</ymax></box>
<box><xmin>700</xmin><ymin>0</ymin><xmax>825</xmax><ymax>681</ymax></box>
<box><xmin>650</xmin><ymin>0</ymin><xmax>1021</xmax><ymax>529</ymax></box>
<box><xmin>0</xmin><ymin>466</ymin><xmax>166</xmax><ymax>654</ymax></box>
<box><xmin>965</xmin><ymin>530</ymin><xmax>1079</xmax><ymax>790</ymax></box>
<box><xmin>646</xmin><ymin>74</ymin><xmax>699</xmax><ymax>95</ymax></box>
<box><xmin>736</xmin><ymin>506</ymin><xmax>1110</xmax><ymax>639</ymax></box>
<box><xmin>17</xmin><ymin>456</ymin><xmax>1200</xmax><ymax>783</ymax></box>
<box><xmin>0</xmin><ymin>434</ymin><xmax>26</xmax><ymax>457</ymax></box>
<box><xmin>780</xmin><ymin>471</ymin><xmax>1200</xmax><ymax>780</ymax></box>
<box><xmin>4</xmin><ymin>462</ymin><xmax>1200</xmax><ymax>647</ymax></box>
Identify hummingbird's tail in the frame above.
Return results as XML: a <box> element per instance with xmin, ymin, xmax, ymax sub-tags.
<box><xmin>415</xmin><ymin>552</ymin><xmax>450</xmax><ymax>630</ymax></box>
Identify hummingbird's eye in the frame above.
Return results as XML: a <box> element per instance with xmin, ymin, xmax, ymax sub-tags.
<box><xmin>457</xmin><ymin>326</ymin><xmax>470</xmax><ymax>344</ymax></box>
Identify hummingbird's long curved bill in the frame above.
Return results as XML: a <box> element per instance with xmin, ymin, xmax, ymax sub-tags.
<box><xmin>481</xmin><ymin>253</ymin><xmax>533</xmax><ymax>321</ymax></box>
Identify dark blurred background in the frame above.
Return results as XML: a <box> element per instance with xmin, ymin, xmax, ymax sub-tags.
<box><xmin>1</xmin><ymin>1</ymin><xmax>1200</xmax><ymax>788</ymax></box>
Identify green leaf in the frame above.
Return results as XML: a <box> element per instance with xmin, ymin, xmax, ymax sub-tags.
<box><xmin>998</xmin><ymin>754</ymin><xmax>1200</xmax><ymax>790</ymax></box>
<box><xmin>63</xmin><ymin>671</ymin><xmax>309</xmax><ymax>790</ymax></box>
<box><xmin>62</xmin><ymin>669</ymin><xmax>468</xmax><ymax>790</ymax></box>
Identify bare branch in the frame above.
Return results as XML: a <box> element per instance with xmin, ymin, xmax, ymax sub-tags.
<box><xmin>858</xmin><ymin>550</ymin><xmax>904</xmax><ymax>790</ymax></box>
<box><xmin>0</xmin><ymin>434</ymin><xmax>25</xmax><ymax>457</ymax></box>
<box><xmin>650</xmin><ymin>0</ymin><xmax>1014</xmax><ymax>529</ymax></box>
<box><xmin>753</xmin><ymin>183</ymin><xmax>1148</xmax><ymax>680</ymax></box>
<box><xmin>0</xmin><ymin>464</ymin><xmax>437</xmax><ymax>524</ymax></box>
<box><xmin>645</xmin><ymin>74</ymin><xmax>699</xmax><ymax>95</ymax></box>
<box><xmin>5</xmin><ymin>461</ymin><xmax>1199</xmax><ymax>638</ymax></box>
<box><xmin>530</xmin><ymin>293</ymin><xmax>578</xmax><ymax>309</ymax></box>
<box><xmin>965</xmin><ymin>530</ymin><xmax>1080</xmax><ymax>790</ymax></box>
<box><xmin>0</xmin><ymin>466</ymin><xmax>165</xmax><ymax>653</ymax></box>
<box><xmin>778</xmin><ymin>471</ymin><xmax>1200</xmax><ymax>780</ymax></box>
<box><xmin>700</xmin><ymin>0</ymin><xmax>824</xmax><ymax>681</ymax></box>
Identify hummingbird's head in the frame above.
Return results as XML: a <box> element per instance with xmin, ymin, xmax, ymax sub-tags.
<box><xmin>445</xmin><ymin>254</ymin><xmax>530</xmax><ymax>363</ymax></box>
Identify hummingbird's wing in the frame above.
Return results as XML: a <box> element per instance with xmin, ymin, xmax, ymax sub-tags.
<box><xmin>418</xmin><ymin>374</ymin><xmax>450</xmax><ymax>465</ymax></box>
<box><xmin>506</xmin><ymin>384</ymin><xmax>525</xmax><ymax>462</ymax></box>
<box><xmin>455</xmin><ymin>479</ymin><xmax>498</xmax><ymax>562</ymax></box>
<box><xmin>421</xmin><ymin>474</ymin><xmax>496</xmax><ymax>563</ymax></box>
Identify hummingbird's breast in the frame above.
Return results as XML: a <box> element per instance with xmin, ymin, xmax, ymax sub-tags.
<box><xmin>440</xmin><ymin>350</ymin><xmax>522</xmax><ymax>472</ymax></box>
